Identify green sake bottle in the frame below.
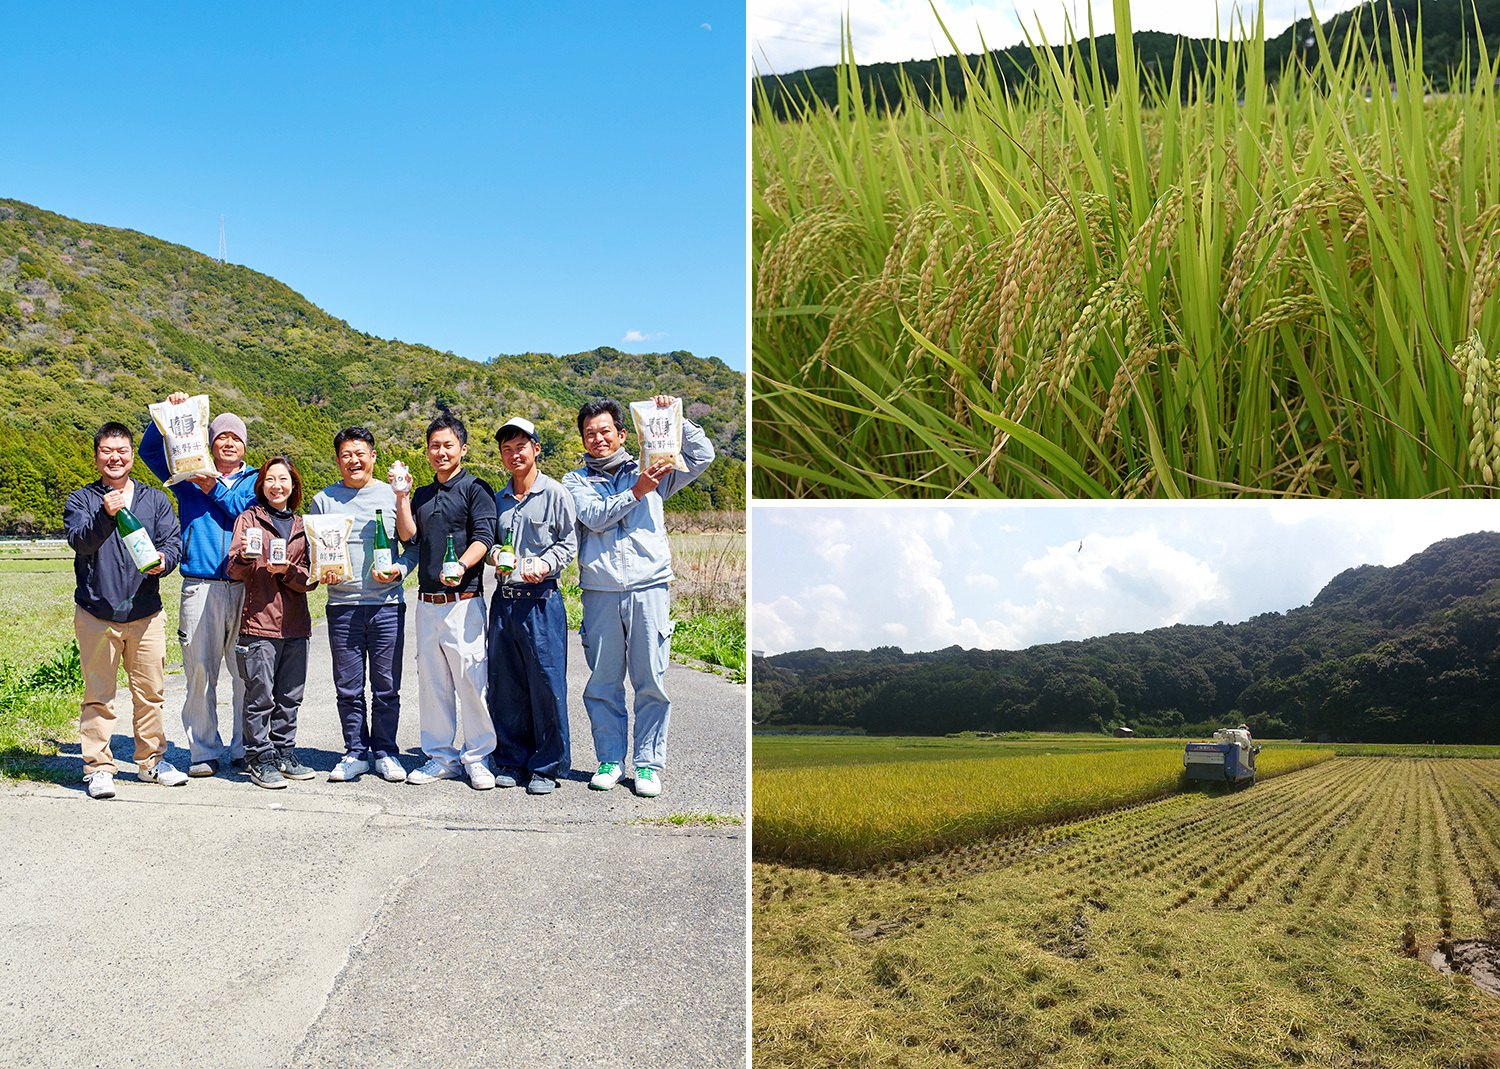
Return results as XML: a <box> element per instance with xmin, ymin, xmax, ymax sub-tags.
<box><xmin>372</xmin><ymin>509</ymin><xmax>393</xmax><ymax>574</ymax></box>
<box><xmin>441</xmin><ymin>534</ymin><xmax>463</xmax><ymax>583</ymax></box>
<box><xmin>116</xmin><ymin>506</ymin><xmax>162</xmax><ymax>573</ymax></box>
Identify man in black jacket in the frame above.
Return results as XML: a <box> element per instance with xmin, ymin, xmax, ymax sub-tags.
<box><xmin>64</xmin><ymin>422</ymin><xmax>185</xmax><ymax>799</ymax></box>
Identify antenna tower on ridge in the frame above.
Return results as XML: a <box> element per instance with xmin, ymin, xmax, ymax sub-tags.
<box><xmin>217</xmin><ymin>215</ymin><xmax>226</xmax><ymax>264</ymax></box>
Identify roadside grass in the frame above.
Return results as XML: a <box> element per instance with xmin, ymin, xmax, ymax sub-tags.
<box><xmin>753</xmin><ymin>0</ymin><xmax>1500</xmax><ymax>497</ymax></box>
<box><xmin>626</xmin><ymin>812</ymin><xmax>745</xmax><ymax>827</ymax></box>
<box><xmin>754</xmin><ymin>744</ymin><xmax>1334</xmax><ymax>868</ymax></box>
<box><xmin>1</xmin><ymin>525</ymin><xmax>743</xmax><ymax>783</ymax></box>
<box><xmin>754</xmin><ymin>759</ymin><xmax>1500</xmax><ymax>1068</ymax></box>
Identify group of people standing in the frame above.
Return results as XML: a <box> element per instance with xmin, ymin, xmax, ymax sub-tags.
<box><xmin>64</xmin><ymin>394</ymin><xmax>715</xmax><ymax>801</ymax></box>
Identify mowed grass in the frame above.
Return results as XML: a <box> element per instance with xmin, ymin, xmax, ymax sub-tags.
<box><xmin>755</xmin><ymin>758</ymin><xmax>1500</xmax><ymax>1068</ymax></box>
<box><xmin>753</xmin><ymin>0</ymin><xmax>1500</xmax><ymax>497</ymax></box>
<box><xmin>754</xmin><ymin>740</ymin><xmax>1334</xmax><ymax>868</ymax></box>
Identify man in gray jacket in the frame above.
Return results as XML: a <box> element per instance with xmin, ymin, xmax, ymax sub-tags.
<box><xmin>561</xmin><ymin>396</ymin><xmax>714</xmax><ymax>797</ymax></box>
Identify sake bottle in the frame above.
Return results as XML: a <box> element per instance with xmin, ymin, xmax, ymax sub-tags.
<box><xmin>372</xmin><ymin>509</ymin><xmax>393</xmax><ymax>574</ymax></box>
<box><xmin>117</xmin><ymin>506</ymin><xmax>162</xmax><ymax>573</ymax></box>
<box><xmin>496</xmin><ymin>527</ymin><xmax>516</xmax><ymax>574</ymax></box>
<box><xmin>441</xmin><ymin>534</ymin><xmax>463</xmax><ymax>582</ymax></box>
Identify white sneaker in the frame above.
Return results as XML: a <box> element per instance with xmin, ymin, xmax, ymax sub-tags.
<box><xmin>85</xmin><ymin>770</ymin><xmax>115</xmax><ymax>799</ymax></box>
<box><xmin>589</xmin><ymin>762</ymin><xmax>624</xmax><ymax>791</ymax></box>
<box><xmin>467</xmin><ymin>763</ymin><xmax>496</xmax><ymax>790</ymax></box>
<box><xmin>329</xmin><ymin>755</ymin><xmax>370</xmax><ymax>782</ymax></box>
<box><xmin>374</xmin><ymin>755</ymin><xmax>407</xmax><ymax>782</ymax></box>
<box><xmin>406</xmin><ymin>759</ymin><xmax>459</xmax><ymax>785</ymax></box>
<box><xmin>139</xmin><ymin>759</ymin><xmax>188</xmax><ymax>787</ymax></box>
<box><xmin>634</xmin><ymin>767</ymin><xmax>661</xmax><ymax>797</ymax></box>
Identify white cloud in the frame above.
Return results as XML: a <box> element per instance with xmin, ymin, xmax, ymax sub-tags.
<box><xmin>702</xmin><ymin>22</ymin><xmax>712</xmax><ymax>30</ymax></box>
<box><xmin>622</xmin><ymin>329</ymin><xmax>668</xmax><ymax>343</ymax></box>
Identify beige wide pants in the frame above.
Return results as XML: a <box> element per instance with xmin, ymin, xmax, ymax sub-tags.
<box><xmin>75</xmin><ymin>607</ymin><xmax>168</xmax><ymax>774</ymax></box>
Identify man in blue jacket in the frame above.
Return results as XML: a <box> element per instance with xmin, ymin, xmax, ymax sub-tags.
<box><xmin>66</xmin><ymin>422</ymin><xmax>184</xmax><ymax>798</ymax></box>
<box><xmin>561</xmin><ymin>396</ymin><xmax>714</xmax><ymax>798</ymax></box>
<box><xmin>140</xmin><ymin>392</ymin><xmax>257</xmax><ymax>776</ymax></box>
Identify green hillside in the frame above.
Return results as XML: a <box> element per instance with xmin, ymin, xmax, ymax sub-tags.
<box><xmin>755</xmin><ymin>533</ymin><xmax>1500</xmax><ymax>744</ymax></box>
<box><xmin>0</xmin><ymin>198</ymin><xmax>744</xmax><ymax>534</ymax></box>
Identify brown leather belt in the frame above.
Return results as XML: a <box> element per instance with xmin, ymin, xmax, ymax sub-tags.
<box><xmin>418</xmin><ymin>591</ymin><xmax>480</xmax><ymax>604</ymax></box>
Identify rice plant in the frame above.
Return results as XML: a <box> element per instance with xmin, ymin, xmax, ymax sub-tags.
<box><xmin>752</xmin><ymin>744</ymin><xmax>1333</xmax><ymax>868</ymax></box>
<box><xmin>753</xmin><ymin>0</ymin><xmax>1500</xmax><ymax>496</ymax></box>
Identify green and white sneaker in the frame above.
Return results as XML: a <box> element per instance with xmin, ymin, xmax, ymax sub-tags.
<box><xmin>589</xmin><ymin>762</ymin><xmax>624</xmax><ymax>791</ymax></box>
<box><xmin>633</xmin><ymin>767</ymin><xmax>661</xmax><ymax>798</ymax></box>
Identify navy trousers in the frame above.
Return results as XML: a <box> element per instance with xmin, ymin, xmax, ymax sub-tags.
<box><xmin>487</xmin><ymin>586</ymin><xmax>570</xmax><ymax>781</ymax></box>
<box><xmin>327</xmin><ymin>602</ymin><xmax>405</xmax><ymax>759</ymax></box>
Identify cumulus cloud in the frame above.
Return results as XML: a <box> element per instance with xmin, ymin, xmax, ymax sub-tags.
<box><xmin>622</xmin><ymin>329</ymin><xmax>667</xmax><ymax>343</ymax></box>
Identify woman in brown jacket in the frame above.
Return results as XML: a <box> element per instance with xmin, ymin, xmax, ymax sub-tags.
<box><xmin>228</xmin><ymin>457</ymin><xmax>320</xmax><ymax>789</ymax></box>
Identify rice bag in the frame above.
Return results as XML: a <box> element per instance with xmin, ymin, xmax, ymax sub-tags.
<box><xmin>630</xmin><ymin>398</ymin><xmax>688</xmax><ymax>473</ymax></box>
<box><xmin>148</xmin><ymin>394</ymin><xmax>213</xmax><ymax>484</ymax></box>
<box><xmin>303</xmin><ymin>514</ymin><xmax>354</xmax><ymax>583</ymax></box>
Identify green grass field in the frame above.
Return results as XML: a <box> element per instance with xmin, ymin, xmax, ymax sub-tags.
<box><xmin>0</xmin><ymin>529</ymin><xmax>743</xmax><ymax>780</ymax></box>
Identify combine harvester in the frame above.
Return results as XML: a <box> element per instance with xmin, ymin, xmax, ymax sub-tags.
<box><xmin>1183</xmin><ymin>727</ymin><xmax>1260</xmax><ymax>787</ymax></box>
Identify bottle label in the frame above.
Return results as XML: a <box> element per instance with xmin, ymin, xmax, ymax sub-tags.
<box><xmin>372</xmin><ymin>547</ymin><xmax>393</xmax><ymax>573</ymax></box>
<box><xmin>441</xmin><ymin>561</ymin><xmax>464</xmax><ymax>581</ymax></box>
<box><xmin>121</xmin><ymin>527</ymin><xmax>159</xmax><ymax>571</ymax></box>
<box><xmin>497</xmin><ymin>548</ymin><xmax>516</xmax><ymax>571</ymax></box>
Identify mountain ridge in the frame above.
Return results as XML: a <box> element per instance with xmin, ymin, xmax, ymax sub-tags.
<box><xmin>755</xmin><ymin>532</ymin><xmax>1500</xmax><ymax>743</ymax></box>
<box><xmin>0</xmin><ymin>197</ymin><xmax>744</xmax><ymax>534</ymax></box>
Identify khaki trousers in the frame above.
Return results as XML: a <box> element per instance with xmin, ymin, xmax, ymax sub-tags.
<box><xmin>75</xmin><ymin>607</ymin><xmax>168</xmax><ymax>774</ymax></box>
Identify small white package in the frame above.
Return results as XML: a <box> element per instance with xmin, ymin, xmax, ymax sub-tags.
<box><xmin>148</xmin><ymin>394</ymin><xmax>213</xmax><ymax>484</ymax></box>
<box><xmin>630</xmin><ymin>398</ymin><xmax>687</xmax><ymax>473</ymax></box>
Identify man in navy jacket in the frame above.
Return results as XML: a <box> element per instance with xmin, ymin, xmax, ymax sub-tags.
<box><xmin>140</xmin><ymin>392</ymin><xmax>257</xmax><ymax>776</ymax></box>
<box><xmin>66</xmin><ymin>422</ymin><xmax>184</xmax><ymax>799</ymax></box>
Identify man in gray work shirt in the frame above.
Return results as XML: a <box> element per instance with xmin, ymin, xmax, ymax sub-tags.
<box><xmin>486</xmin><ymin>417</ymin><xmax>577</xmax><ymax>793</ymax></box>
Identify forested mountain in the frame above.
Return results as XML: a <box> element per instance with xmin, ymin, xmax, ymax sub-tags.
<box><xmin>755</xmin><ymin>0</ymin><xmax>1500</xmax><ymax>117</ymax></box>
<box><xmin>0</xmin><ymin>198</ymin><xmax>744</xmax><ymax>534</ymax></box>
<box><xmin>754</xmin><ymin>533</ymin><xmax>1500</xmax><ymax>743</ymax></box>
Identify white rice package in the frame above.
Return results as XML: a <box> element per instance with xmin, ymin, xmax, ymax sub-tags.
<box><xmin>303</xmin><ymin>513</ymin><xmax>354</xmax><ymax>584</ymax></box>
<box><xmin>630</xmin><ymin>398</ymin><xmax>688</xmax><ymax>473</ymax></box>
<box><xmin>147</xmin><ymin>394</ymin><xmax>213</xmax><ymax>484</ymax></box>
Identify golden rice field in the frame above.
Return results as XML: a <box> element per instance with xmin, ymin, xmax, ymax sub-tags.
<box><xmin>754</xmin><ymin>757</ymin><xmax>1500</xmax><ymax>1067</ymax></box>
<box><xmin>754</xmin><ymin>742</ymin><xmax>1334</xmax><ymax>869</ymax></box>
<box><xmin>753</xmin><ymin>0</ymin><xmax>1500</xmax><ymax>497</ymax></box>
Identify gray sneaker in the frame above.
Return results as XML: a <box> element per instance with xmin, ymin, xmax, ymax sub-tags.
<box><xmin>85</xmin><ymin>770</ymin><xmax>116</xmax><ymax>799</ymax></box>
<box><xmin>277</xmin><ymin>750</ymin><xmax>315</xmax><ymax>780</ymax></box>
<box><xmin>526</xmin><ymin>775</ymin><xmax>556</xmax><ymax>795</ymax></box>
<box><xmin>248</xmin><ymin>756</ymin><xmax>287</xmax><ymax>789</ymax></box>
<box><xmin>188</xmin><ymin>759</ymin><xmax>219</xmax><ymax>777</ymax></box>
<box><xmin>139</xmin><ymin>759</ymin><xmax>188</xmax><ymax>787</ymax></box>
<box><xmin>494</xmin><ymin>766</ymin><xmax>522</xmax><ymax>789</ymax></box>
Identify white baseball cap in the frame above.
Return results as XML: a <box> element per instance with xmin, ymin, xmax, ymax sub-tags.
<box><xmin>496</xmin><ymin>417</ymin><xmax>538</xmax><ymax>443</ymax></box>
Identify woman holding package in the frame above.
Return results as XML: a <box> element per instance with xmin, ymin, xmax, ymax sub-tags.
<box><xmin>228</xmin><ymin>456</ymin><xmax>320</xmax><ymax>789</ymax></box>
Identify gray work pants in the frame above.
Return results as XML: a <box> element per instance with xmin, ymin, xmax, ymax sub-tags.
<box><xmin>178</xmin><ymin>577</ymin><xmax>246</xmax><ymax>763</ymax></box>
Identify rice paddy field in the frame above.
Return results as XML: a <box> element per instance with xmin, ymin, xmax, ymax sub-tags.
<box><xmin>753</xmin><ymin>0</ymin><xmax>1500</xmax><ymax>497</ymax></box>
<box><xmin>754</xmin><ymin>741</ymin><xmax>1500</xmax><ymax>1067</ymax></box>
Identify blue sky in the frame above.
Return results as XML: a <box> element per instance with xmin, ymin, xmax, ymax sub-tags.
<box><xmin>752</xmin><ymin>0</ymin><xmax>1364</xmax><ymax>73</ymax></box>
<box><xmin>751</xmin><ymin>503</ymin><xmax>1500</xmax><ymax>655</ymax></box>
<box><xmin>3</xmin><ymin>2</ymin><xmax>746</xmax><ymax>370</ymax></box>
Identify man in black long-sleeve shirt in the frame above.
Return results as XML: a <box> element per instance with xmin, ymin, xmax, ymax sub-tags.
<box><xmin>64</xmin><ymin>422</ymin><xmax>184</xmax><ymax>799</ymax></box>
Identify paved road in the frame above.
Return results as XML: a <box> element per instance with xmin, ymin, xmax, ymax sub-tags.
<box><xmin>0</xmin><ymin>605</ymin><xmax>747</xmax><ymax>1069</ymax></box>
